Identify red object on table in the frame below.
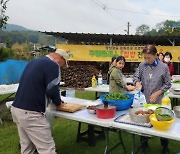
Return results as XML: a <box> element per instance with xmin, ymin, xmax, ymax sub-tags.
<box><xmin>96</xmin><ymin>105</ymin><xmax>116</xmax><ymax>119</ymax></box>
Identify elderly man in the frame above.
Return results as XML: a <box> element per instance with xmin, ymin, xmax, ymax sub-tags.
<box><xmin>11</xmin><ymin>49</ymin><xmax>68</xmax><ymax>154</ymax></box>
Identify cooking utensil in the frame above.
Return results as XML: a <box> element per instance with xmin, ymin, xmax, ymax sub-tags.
<box><xmin>129</xmin><ymin>107</ymin><xmax>153</xmax><ymax>123</ymax></box>
<box><xmin>87</xmin><ymin>105</ymin><xmax>96</xmax><ymax>114</ymax></box>
<box><xmin>96</xmin><ymin>104</ymin><xmax>116</xmax><ymax>119</ymax></box>
<box><xmin>173</xmin><ymin>106</ymin><xmax>180</xmax><ymax>118</ymax></box>
<box><xmin>154</xmin><ymin>107</ymin><xmax>173</xmax><ymax>121</ymax></box>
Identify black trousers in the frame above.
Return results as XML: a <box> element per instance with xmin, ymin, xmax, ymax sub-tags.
<box><xmin>140</xmin><ymin>136</ymin><xmax>168</xmax><ymax>148</ymax></box>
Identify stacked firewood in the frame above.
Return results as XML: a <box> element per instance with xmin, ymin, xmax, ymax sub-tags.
<box><xmin>61</xmin><ymin>65</ymin><xmax>101</xmax><ymax>88</ymax></box>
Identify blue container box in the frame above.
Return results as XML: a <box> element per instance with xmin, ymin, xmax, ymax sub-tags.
<box><xmin>100</xmin><ymin>93</ymin><xmax>134</xmax><ymax>111</ymax></box>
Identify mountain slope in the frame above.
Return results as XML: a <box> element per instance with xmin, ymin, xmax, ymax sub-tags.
<box><xmin>2</xmin><ymin>24</ymin><xmax>31</xmax><ymax>31</ymax></box>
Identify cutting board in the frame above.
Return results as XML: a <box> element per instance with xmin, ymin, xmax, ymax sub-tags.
<box><xmin>56</xmin><ymin>102</ymin><xmax>85</xmax><ymax>113</ymax></box>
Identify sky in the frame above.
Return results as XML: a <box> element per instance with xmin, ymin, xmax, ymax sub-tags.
<box><xmin>5</xmin><ymin>0</ymin><xmax>180</xmax><ymax>34</ymax></box>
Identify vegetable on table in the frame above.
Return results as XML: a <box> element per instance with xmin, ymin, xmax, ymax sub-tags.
<box><xmin>104</xmin><ymin>92</ymin><xmax>129</xmax><ymax>100</ymax></box>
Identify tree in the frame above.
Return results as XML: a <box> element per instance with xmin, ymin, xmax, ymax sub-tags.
<box><xmin>0</xmin><ymin>0</ymin><xmax>9</xmax><ymax>29</ymax></box>
<box><xmin>135</xmin><ymin>24</ymin><xmax>150</xmax><ymax>35</ymax></box>
<box><xmin>156</xmin><ymin>20</ymin><xmax>180</xmax><ymax>36</ymax></box>
<box><xmin>136</xmin><ymin>20</ymin><xmax>180</xmax><ymax>36</ymax></box>
<box><xmin>146</xmin><ymin>29</ymin><xmax>157</xmax><ymax>35</ymax></box>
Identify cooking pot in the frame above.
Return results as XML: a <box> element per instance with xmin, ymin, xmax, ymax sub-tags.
<box><xmin>96</xmin><ymin>104</ymin><xmax>116</xmax><ymax>119</ymax></box>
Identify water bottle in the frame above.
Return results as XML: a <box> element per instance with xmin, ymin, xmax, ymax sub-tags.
<box><xmin>98</xmin><ymin>71</ymin><xmax>103</xmax><ymax>85</ymax></box>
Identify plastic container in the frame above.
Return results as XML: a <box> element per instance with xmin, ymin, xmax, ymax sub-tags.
<box><xmin>161</xmin><ymin>92</ymin><xmax>171</xmax><ymax>109</ymax></box>
<box><xmin>100</xmin><ymin>93</ymin><xmax>134</xmax><ymax>111</ymax></box>
<box><xmin>149</xmin><ymin>114</ymin><xmax>174</xmax><ymax>131</ymax></box>
<box><xmin>92</xmin><ymin>75</ymin><xmax>97</xmax><ymax>88</ymax></box>
<box><xmin>133</xmin><ymin>91</ymin><xmax>147</xmax><ymax>107</ymax></box>
<box><xmin>98</xmin><ymin>71</ymin><xmax>103</xmax><ymax>85</ymax></box>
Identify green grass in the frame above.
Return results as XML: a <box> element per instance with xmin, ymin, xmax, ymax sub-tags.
<box><xmin>0</xmin><ymin>93</ymin><xmax>16</xmax><ymax>102</ymax></box>
<box><xmin>1</xmin><ymin>118</ymin><xmax>180</xmax><ymax>154</ymax></box>
<box><xmin>75</xmin><ymin>90</ymin><xmax>96</xmax><ymax>100</ymax></box>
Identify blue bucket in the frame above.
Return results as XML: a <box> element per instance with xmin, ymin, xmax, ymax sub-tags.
<box><xmin>100</xmin><ymin>93</ymin><xmax>134</xmax><ymax>111</ymax></box>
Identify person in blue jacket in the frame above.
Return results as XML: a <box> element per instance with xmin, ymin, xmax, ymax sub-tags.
<box><xmin>11</xmin><ymin>49</ymin><xmax>68</xmax><ymax>154</ymax></box>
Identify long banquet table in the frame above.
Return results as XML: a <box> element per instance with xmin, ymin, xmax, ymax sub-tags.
<box><xmin>48</xmin><ymin>96</ymin><xmax>180</xmax><ymax>154</ymax></box>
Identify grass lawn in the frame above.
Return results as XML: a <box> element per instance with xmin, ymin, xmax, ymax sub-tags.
<box><xmin>75</xmin><ymin>89</ymin><xmax>96</xmax><ymax>100</ymax></box>
<box><xmin>0</xmin><ymin>118</ymin><xmax>180</xmax><ymax>154</ymax></box>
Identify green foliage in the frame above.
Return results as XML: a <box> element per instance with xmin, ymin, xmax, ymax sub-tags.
<box><xmin>0</xmin><ymin>0</ymin><xmax>9</xmax><ymax>29</ymax></box>
<box><xmin>136</xmin><ymin>20</ymin><xmax>180</xmax><ymax>36</ymax></box>
<box><xmin>135</xmin><ymin>24</ymin><xmax>150</xmax><ymax>35</ymax></box>
<box><xmin>105</xmin><ymin>92</ymin><xmax>129</xmax><ymax>100</ymax></box>
<box><xmin>0</xmin><ymin>30</ymin><xmax>58</xmax><ymax>60</ymax></box>
<box><xmin>0</xmin><ymin>30</ymin><xmax>56</xmax><ymax>46</ymax></box>
<box><xmin>0</xmin><ymin>47</ymin><xmax>14</xmax><ymax>61</ymax></box>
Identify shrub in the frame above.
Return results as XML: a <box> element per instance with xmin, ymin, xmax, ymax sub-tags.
<box><xmin>0</xmin><ymin>47</ymin><xmax>14</xmax><ymax>61</ymax></box>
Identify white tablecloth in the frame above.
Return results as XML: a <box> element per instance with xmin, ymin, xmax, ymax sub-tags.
<box><xmin>0</xmin><ymin>84</ymin><xmax>19</xmax><ymax>95</ymax></box>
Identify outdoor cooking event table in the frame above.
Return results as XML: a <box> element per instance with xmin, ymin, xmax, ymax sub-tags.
<box><xmin>0</xmin><ymin>84</ymin><xmax>19</xmax><ymax>124</ymax></box>
<box><xmin>48</xmin><ymin>96</ymin><xmax>180</xmax><ymax>154</ymax></box>
<box><xmin>85</xmin><ymin>85</ymin><xmax>180</xmax><ymax>105</ymax></box>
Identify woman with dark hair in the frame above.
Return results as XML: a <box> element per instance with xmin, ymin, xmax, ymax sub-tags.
<box><xmin>109</xmin><ymin>56</ymin><xmax>134</xmax><ymax>93</ymax></box>
<box><xmin>164</xmin><ymin>52</ymin><xmax>174</xmax><ymax>76</ymax></box>
<box><xmin>111</xmin><ymin>56</ymin><xmax>117</xmax><ymax>66</ymax></box>
<box><xmin>158</xmin><ymin>52</ymin><xmax>164</xmax><ymax>62</ymax></box>
<box><xmin>107</xmin><ymin>56</ymin><xmax>117</xmax><ymax>84</ymax></box>
<box><xmin>133</xmin><ymin>45</ymin><xmax>171</xmax><ymax>154</ymax></box>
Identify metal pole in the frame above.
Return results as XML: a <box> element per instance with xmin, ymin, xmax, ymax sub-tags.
<box><xmin>110</xmin><ymin>38</ymin><xmax>112</xmax><ymax>46</ymax></box>
<box><xmin>127</xmin><ymin>22</ymin><xmax>130</xmax><ymax>35</ymax></box>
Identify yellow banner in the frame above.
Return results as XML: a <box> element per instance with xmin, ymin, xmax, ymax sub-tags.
<box><xmin>56</xmin><ymin>44</ymin><xmax>180</xmax><ymax>62</ymax></box>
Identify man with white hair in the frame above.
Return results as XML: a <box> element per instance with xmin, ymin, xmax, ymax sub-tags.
<box><xmin>11</xmin><ymin>49</ymin><xmax>68</xmax><ymax>154</ymax></box>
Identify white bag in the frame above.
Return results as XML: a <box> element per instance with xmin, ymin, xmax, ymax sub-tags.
<box><xmin>132</xmin><ymin>91</ymin><xmax>147</xmax><ymax>107</ymax></box>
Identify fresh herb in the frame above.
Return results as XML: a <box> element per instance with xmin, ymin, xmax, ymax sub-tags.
<box><xmin>104</xmin><ymin>93</ymin><xmax>129</xmax><ymax>100</ymax></box>
<box><xmin>159</xmin><ymin>114</ymin><xmax>171</xmax><ymax>118</ymax></box>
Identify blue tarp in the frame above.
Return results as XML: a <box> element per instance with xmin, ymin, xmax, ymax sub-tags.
<box><xmin>0</xmin><ymin>59</ymin><xmax>28</xmax><ymax>84</ymax></box>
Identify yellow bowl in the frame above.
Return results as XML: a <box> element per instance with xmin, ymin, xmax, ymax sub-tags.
<box><xmin>149</xmin><ymin>114</ymin><xmax>174</xmax><ymax>131</ymax></box>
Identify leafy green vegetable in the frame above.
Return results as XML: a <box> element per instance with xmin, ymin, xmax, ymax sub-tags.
<box><xmin>172</xmin><ymin>80</ymin><xmax>180</xmax><ymax>84</ymax></box>
<box><xmin>159</xmin><ymin>114</ymin><xmax>171</xmax><ymax>118</ymax></box>
<box><xmin>104</xmin><ymin>93</ymin><xmax>129</xmax><ymax>100</ymax></box>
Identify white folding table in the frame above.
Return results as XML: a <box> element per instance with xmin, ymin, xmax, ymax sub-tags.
<box><xmin>48</xmin><ymin>97</ymin><xmax>180</xmax><ymax>154</ymax></box>
<box><xmin>0</xmin><ymin>84</ymin><xmax>19</xmax><ymax>124</ymax></box>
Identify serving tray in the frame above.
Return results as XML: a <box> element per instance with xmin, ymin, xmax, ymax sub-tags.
<box><xmin>114</xmin><ymin>113</ymin><xmax>152</xmax><ymax>128</ymax></box>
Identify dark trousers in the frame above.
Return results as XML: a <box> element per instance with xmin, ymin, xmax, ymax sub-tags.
<box><xmin>140</xmin><ymin>136</ymin><xmax>169</xmax><ymax>148</ymax></box>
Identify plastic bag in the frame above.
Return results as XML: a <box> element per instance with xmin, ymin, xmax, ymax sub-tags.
<box><xmin>132</xmin><ymin>91</ymin><xmax>147</xmax><ymax>107</ymax></box>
